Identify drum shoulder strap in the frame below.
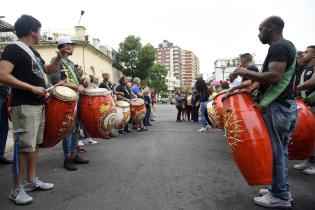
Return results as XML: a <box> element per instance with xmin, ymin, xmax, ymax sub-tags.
<box><xmin>260</xmin><ymin>52</ymin><xmax>297</xmax><ymax>108</ymax></box>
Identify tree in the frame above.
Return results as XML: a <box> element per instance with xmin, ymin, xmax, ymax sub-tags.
<box><xmin>146</xmin><ymin>64</ymin><xmax>168</xmax><ymax>94</ymax></box>
<box><xmin>118</xmin><ymin>35</ymin><xmax>156</xmax><ymax>80</ymax></box>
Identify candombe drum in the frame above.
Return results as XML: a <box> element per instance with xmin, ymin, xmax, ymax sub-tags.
<box><xmin>289</xmin><ymin>98</ymin><xmax>315</xmax><ymax>160</ymax></box>
<box><xmin>206</xmin><ymin>101</ymin><xmax>215</xmax><ymax>126</ymax></box>
<box><xmin>41</xmin><ymin>86</ymin><xmax>78</xmax><ymax>147</ymax></box>
<box><xmin>223</xmin><ymin>91</ymin><xmax>272</xmax><ymax>185</ymax></box>
<box><xmin>80</xmin><ymin>88</ymin><xmax>116</xmax><ymax>138</ymax></box>
<box><xmin>212</xmin><ymin>91</ymin><xmax>228</xmax><ymax>129</ymax></box>
<box><xmin>130</xmin><ymin>98</ymin><xmax>146</xmax><ymax>126</ymax></box>
<box><xmin>115</xmin><ymin>100</ymin><xmax>131</xmax><ymax>129</ymax></box>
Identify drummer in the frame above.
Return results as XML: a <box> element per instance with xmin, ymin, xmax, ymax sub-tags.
<box><xmin>49</xmin><ymin>36</ymin><xmax>89</xmax><ymax>171</ymax></box>
<box><xmin>0</xmin><ymin>15</ymin><xmax>68</xmax><ymax>205</ymax></box>
<box><xmin>229</xmin><ymin>53</ymin><xmax>259</xmax><ymax>92</ymax></box>
<box><xmin>294</xmin><ymin>45</ymin><xmax>315</xmax><ymax>175</ymax></box>
<box><xmin>115</xmin><ymin>75</ymin><xmax>133</xmax><ymax>134</ymax></box>
<box><xmin>233</xmin><ymin>16</ymin><xmax>297</xmax><ymax>209</ymax></box>
<box><xmin>131</xmin><ymin>77</ymin><xmax>147</xmax><ymax>131</ymax></box>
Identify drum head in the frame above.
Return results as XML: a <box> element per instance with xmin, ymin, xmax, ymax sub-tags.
<box><xmin>83</xmin><ymin>88</ymin><xmax>111</xmax><ymax>96</ymax></box>
<box><xmin>130</xmin><ymin>98</ymin><xmax>144</xmax><ymax>106</ymax></box>
<box><xmin>116</xmin><ymin>100</ymin><xmax>130</xmax><ymax>108</ymax></box>
<box><xmin>52</xmin><ymin>86</ymin><xmax>78</xmax><ymax>102</ymax></box>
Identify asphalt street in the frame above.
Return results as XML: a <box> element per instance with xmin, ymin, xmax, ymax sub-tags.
<box><xmin>0</xmin><ymin>104</ymin><xmax>314</xmax><ymax>210</ymax></box>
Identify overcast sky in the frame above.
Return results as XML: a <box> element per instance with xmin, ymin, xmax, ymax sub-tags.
<box><xmin>2</xmin><ymin>0</ymin><xmax>314</xmax><ymax>77</ymax></box>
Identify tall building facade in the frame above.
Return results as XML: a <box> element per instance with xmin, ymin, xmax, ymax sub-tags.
<box><xmin>156</xmin><ymin>40</ymin><xmax>200</xmax><ymax>90</ymax></box>
<box><xmin>156</xmin><ymin>40</ymin><xmax>182</xmax><ymax>91</ymax></box>
<box><xmin>182</xmin><ymin>50</ymin><xmax>200</xmax><ymax>87</ymax></box>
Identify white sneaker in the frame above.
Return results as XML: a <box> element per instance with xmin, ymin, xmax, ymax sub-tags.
<box><xmin>259</xmin><ymin>189</ymin><xmax>293</xmax><ymax>202</ymax></box>
<box><xmin>9</xmin><ymin>186</ymin><xmax>33</xmax><ymax>205</ymax></box>
<box><xmin>206</xmin><ymin>125</ymin><xmax>212</xmax><ymax>130</ymax></box>
<box><xmin>254</xmin><ymin>193</ymin><xmax>291</xmax><ymax>209</ymax></box>
<box><xmin>294</xmin><ymin>160</ymin><xmax>310</xmax><ymax>170</ymax></box>
<box><xmin>198</xmin><ymin>127</ymin><xmax>207</xmax><ymax>132</ymax></box>
<box><xmin>303</xmin><ymin>165</ymin><xmax>315</xmax><ymax>175</ymax></box>
<box><xmin>83</xmin><ymin>138</ymin><xmax>98</xmax><ymax>144</ymax></box>
<box><xmin>77</xmin><ymin>140</ymin><xmax>84</xmax><ymax>146</ymax></box>
<box><xmin>24</xmin><ymin>177</ymin><xmax>54</xmax><ymax>192</ymax></box>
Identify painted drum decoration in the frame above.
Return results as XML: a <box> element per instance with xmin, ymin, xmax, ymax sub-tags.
<box><xmin>289</xmin><ymin>98</ymin><xmax>315</xmax><ymax>160</ymax></box>
<box><xmin>115</xmin><ymin>100</ymin><xmax>131</xmax><ymax>129</ymax></box>
<box><xmin>212</xmin><ymin>91</ymin><xmax>228</xmax><ymax>129</ymax></box>
<box><xmin>223</xmin><ymin>91</ymin><xmax>272</xmax><ymax>185</ymax></box>
<box><xmin>130</xmin><ymin>98</ymin><xmax>146</xmax><ymax>126</ymax></box>
<box><xmin>41</xmin><ymin>86</ymin><xmax>78</xmax><ymax>147</ymax></box>
<box><xmin>80</xmin><ymin>88</ymin><xmax>116</xmax><ymax>138</ymax></box>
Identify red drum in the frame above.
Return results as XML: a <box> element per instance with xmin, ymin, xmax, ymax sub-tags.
<box><xmin>115</xmin><ymin>100</ymin><xmax>131</xmax><ymax>129</ymax></box>
<box><xmin>80</xmin><ymin>88</ymin><xmax>116</xmax><ymax>138</ymax></box>
<box><xmin>42</xmin><ymin>86</ymin><xmax>78</xmax><ymax>147</ymax></box>
<box><xmin>212</xmin><ymin>91</ymin><xmax>228</xmax><ymax>129</ymax></box>
<box><xmin>289</xmin><ymin>98</ymin><xmax>315</xmax><ymax>160</ymax></box>
<box><xmin>130</xmin><ymin>98</ymin><xmax>146</xmax><ymax>126</ymax></box>
<box><xmin>223</xmin><ymin>91</ymin><xmax>272</xmax><ymax>185</ymax></box>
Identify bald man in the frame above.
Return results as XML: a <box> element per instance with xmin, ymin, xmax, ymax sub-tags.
<box><xmin>234</xmin><ymin>16</ymin><xmax>297</xmax><ymax>209</ymax></box>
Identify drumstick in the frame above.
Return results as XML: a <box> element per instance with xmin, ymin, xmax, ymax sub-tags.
<box><xmin>46</xmin><ymin>79</ymin><xmax>66</xmax><ymax>92</ymax></box>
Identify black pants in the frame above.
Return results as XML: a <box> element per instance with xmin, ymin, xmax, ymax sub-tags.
<box><xmin>186</xmin><ymin>105</ymin><xmax>192</xmax><ymax>121</ymax></box>
<box><xmin>176</xmin><ymin>106</ymin><xmax>182</xmax><ymax>121</ymax></box>
<box><xmin>192</xmin><ymin>105</ymin><xmax>199</xmax><ymax>122</ymax></box>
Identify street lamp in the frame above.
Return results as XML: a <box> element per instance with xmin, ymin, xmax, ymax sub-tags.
<box><xmin>77</xmin><ymin>10</ymin><xmax>85</xmax><ymax>25</ymax></box>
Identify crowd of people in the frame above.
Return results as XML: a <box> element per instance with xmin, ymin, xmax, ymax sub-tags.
<box><xmin>173</xmin><ymin>16</ymin><xmax>315</xmax><ymax>209</ymax></box>
<box><xmin>0</xmin><ymin>15</ymin><xmax>157</xmax><ymax>205</ymax></box>
<box><xmin>0</xmin><ymin>13</ymin><xmax>314</xmax><ymax>209</ymax></box>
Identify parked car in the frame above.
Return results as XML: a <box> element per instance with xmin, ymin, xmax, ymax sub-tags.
<box><xmin>159</xmin><ymin>98</ymin><xmax>169</xmax><ymax>104</ymax></box>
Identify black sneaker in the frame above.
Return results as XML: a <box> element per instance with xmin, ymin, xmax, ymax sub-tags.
<box><xmin>72</xmin><ymin>155</ymin><xmax>89</xmax><ymax>164</ymax></box>
<box><xmin>118</xmin><ymin>130</ymin><xmax>124</xmax><ymax>135</ymax></box>
<box><xmin>64</xmin><ymin>158</ymin><xmax>77</xmax><ymax>171</ymax></box>
<box><xmin>124</xmin><ymin>130</ymin><xmax>133</xmax><ymax>134</ymax></box>
<box><xmin>0</xmin><ymin>157</ymin><xmax>13</xmax><ymax>164</ymax></box>
<box><xmin>141</xmin><ymin>128</ymin><xmax>148</xmax><ymax>132</ymax></box>
<box><xmin>147</xmin><ymin>123</ymin><xmax>153</xmax><ymax>126</ymax></box>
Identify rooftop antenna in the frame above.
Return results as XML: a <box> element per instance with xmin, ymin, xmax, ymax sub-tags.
<box><xmin>77</xmin><ymin>10</ymin><xmax>85</xmax><ymax>25</ymax></box>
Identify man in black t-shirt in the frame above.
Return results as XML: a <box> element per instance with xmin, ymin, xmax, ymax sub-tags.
<box><xmin>0</xmin><ymin>15</ymin><xmax>69</xmax><ymax>205</ymax></box>
<box><xmin>233</xmin><ymin>16</ymin><xmax>297</xmax><ymax>209</ymax></box>
<box><xmin>229</xmin><ymin>53</ymin><xmax>259</xmax><ymax>92</ymax></box>
<box><xmin>294</xmin><ymin>46</ymin><xmax>315</xmax><ymax>175</ymax></box>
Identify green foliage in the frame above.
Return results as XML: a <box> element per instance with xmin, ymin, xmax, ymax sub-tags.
<box><xmin>118</xmin><ymin>35</ymin><xmax>156</xmax><ymax>80</ymax></box>
<box><xmin>146</xmin><ymin>64</ymin><xmax>168</xmax><ymax>94</ymax></box>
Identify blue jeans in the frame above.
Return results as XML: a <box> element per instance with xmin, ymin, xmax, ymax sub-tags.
<box><xmin>0</xmin><ymin>95</ymin><xmax>9</xmax><ymax>159</ymax></box>
<box><xmin>144</xmin><ymin>105</ymin><xmax>151</xmax><ymax>125</ymax></box>
<box><xmin>198</xmin><ymin>101</ymin><xmax>209</xmax><ymax>127</ymax></box>
<box><xmin>262</xmin><ymin>100</ymin><xmax>298</xmax><ymax>201</ymax></box>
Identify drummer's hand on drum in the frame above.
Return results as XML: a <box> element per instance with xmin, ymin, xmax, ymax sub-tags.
<box><xmin>77</xmin><ymin>85</ymin><xmax>85</xmax><ymax>94</ymax></box>
<box><xmin>31</xmin><ymin>86</ymin><xmax>47</xmax><ymax>97</ymax></box>
<box><xmin>234</xmin><ymin>67</ymin><xmax>249</xmax><ymax>77</ymax></box>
